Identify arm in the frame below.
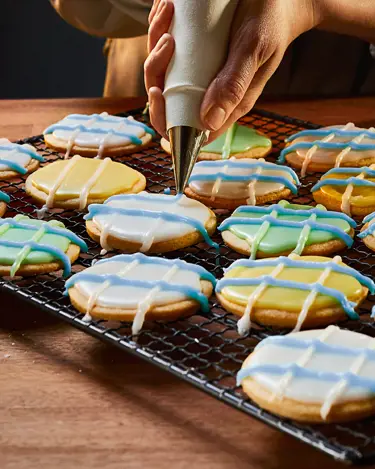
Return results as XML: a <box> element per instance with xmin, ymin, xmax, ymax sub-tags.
<box><xmin>50</xmin><ymin>0</ymin><xmax>150</xmax><ymax>38</ymax></box>
<box><xmin>145</xmin><ymin>0</ymin><xmax>375</xmax><ymax>141</ymax></box>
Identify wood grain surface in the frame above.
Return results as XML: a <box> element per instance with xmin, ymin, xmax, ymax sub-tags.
<box><xmin>1</xmin><ymin>97</ymin><xmax>375</xmax><ymax>469</ymax></box>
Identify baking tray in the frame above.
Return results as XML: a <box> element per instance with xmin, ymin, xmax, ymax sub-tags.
<box><xmin>1</xmin><ymin>107</ymin><xmax>375</xmax><ymax>465</ymax></box>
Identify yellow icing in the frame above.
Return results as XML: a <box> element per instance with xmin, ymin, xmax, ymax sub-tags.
<box><xmin>221</xmin><ymin>256</ymin><xmax>363</xmax><ymax>311</ymax></box>
<box><xmin>320</xmin><ymin>172</ymin><xmax>375</xmax><ymax>207</ymax></box>
<box><xmin>31</xmin><ymin>158</ymin><xmax>141</xmax><ymax>200</ymax></box>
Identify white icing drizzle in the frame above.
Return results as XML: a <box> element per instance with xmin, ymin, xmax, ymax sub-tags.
<box><xmin>79</xmin><ymin>157</ymin><xmax>111</xmax><ymax>210</ymax></box>
<box><xmin>96</xmin><ymin>116</ymin><xmax>137</xmax><ymax>159</ymax></box>
<box><xmin>292</xmin><ymin>256</ymin><xmax>341</xmax><ymax>332</ymax></box>
<box><xmin>247</xmin><ymin>164</ymin><xmax>263</xmax><ymax>205</ymax></box>
<box><xmin>341</xmin><ymin>169</ymin><xmax>369</xmax><ymax>216</ymax></box>
<box><xmin>237</xmin><ymin>260</ymin><xmax>286</xmax><ymax>335</ymax></box>
<box><xmin>65</xmin><ymin>114</ymin><xmax>102</xmax><ymax>159</ymax></box>
<box><xmin>301</xmin><ymin>131</ymin><xmax>337</xmax><ymax>177</ymax></box>
<box><xmin>132</xmin><ymin>264</ymin><xmax>179</xmax><ymax>335</ymax></box>
<box><xmin>270</xmin><ymin>325</ymin><xmax>337</xmax><ymax>402</ymax></box>
<box><xmin>320</xmin><ymin>336</ymin><xmax>375</xmax><ymax>419</ymax></box>
<box><xmin>211</xmin><ymin>163</ymin><xmax>229</xmax><ymax>201</ymax></box>
<box><xmin>335</xmin><ymin>126</ymin><xmax>375</xmax><ymax>168</ymax></box>
<box><xmin>236</xmin><ymin>254</ymin><xmax>345</xmax><ymax>336</ymax></box>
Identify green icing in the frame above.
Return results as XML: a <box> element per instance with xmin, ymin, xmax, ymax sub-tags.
<box><xmin>229</xmin><ymin>207</ymin><xmax>351</xmax><ymax>255</ymax></box>
<box><xmin>203</xmin><ymin>124</ymin><xmax>271</xmax><ymax>155</ymax></box>
<box><xmin>0</xmin><ymin>218</ymin><xmax>70</xmax><ymax>265</ymax></box>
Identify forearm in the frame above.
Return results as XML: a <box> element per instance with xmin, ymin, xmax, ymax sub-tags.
<box><xmin>316</xmin><ymin>0</ymin><xmax>375</xmax><ymax>43</ymax></box>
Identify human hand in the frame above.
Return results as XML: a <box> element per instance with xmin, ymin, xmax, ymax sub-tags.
<box><xmin>144</xmin><ymin>0</ymin><xmax>320</xmax><ymax>142</ymax></box>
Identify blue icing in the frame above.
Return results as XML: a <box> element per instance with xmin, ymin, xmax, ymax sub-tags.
<box><xmin>65</xmin><ymin>253</ymin><xmax>216</xmax><ymax>312</ymax></box>
<box><xmin>0</xmin><ymin>239</ymin><xmax>71</xmax><ymax>277</ymax></box>
<box><xmin>216</xmin><ymin>257</ymin><xmax>375</xmax><ymax>321</ymax></box>
<box><xmin>44</xmin><ymin>113</ymin><xmax>155</xmax><ymax>144</ymax></box>
<box><xmin>193</xmin><ymin>160</ymin><xmax>300</xmax><ymax>183</ymax></box>
<box><xmin>189</xmin><ymin>160</ymin><xmax>299</xmax><ymax>194</ymax></box>
<box><xmin>285</xmin><ymin>128</ymin><xmax>375</xmax><ymax>142</ymax></box>
<box><xmin>85</xmin><ymin>194</ymin><xmax>219</xmax><ymax>250</ymax></box>
<box><xmin>0</xmin><ymin>191</ymin><xmax>10</xmax><ymax>203</ymax></box>
<box><xmin>0</xmin><ymin>217</ymin><xmax>88</xmax><ymax>252</ymax></box>
<box><xmin>236</xmin><ymin>363</ymin><xmax>375</xmax><ymax>389</ymax></box>
<box><xmin>256</xmin><ymin>335</ymin><xmax>375</xmax><ymax>360</ymax></box>
<box><xmin>312</xmin><ymin>178</ymin><xmax>375</xmax><ymax>192</ymax></box>
<box><xmin>279</xmin><ymin>140</ymin><xmax>375</xmax><ymax>163</ymax></box>
<box><xmin>219</xmin><ymin>203</ymin><xmax>355</xmax><ymax>252</ymax></box>
<box><xmin>0</xmin><ymin>144</ymin><xmax>44</xmax><ymax>174</ymax></box>
<box><xmin>359</xmin><ymin>211</ymin><xmax>375</xmax><ymax>238</ymax></box>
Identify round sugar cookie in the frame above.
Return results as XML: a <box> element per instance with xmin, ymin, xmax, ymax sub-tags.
<box><xmin>65</xmin><ymin>253</ymin><xmax>216</xmax><ymax>335</ymax></box>
<box><xmin>359</xmin><ymin>212</ymin><xmax>375</xmax><ymax>251</ymax></box>
<box><xmin>237</xmin><ymin>326</ymin><xmax>375</xmax><ymax>423</ymax></box>
<box><xmin>220</xmin><ymin>200</ymin><xmax>355</xmax><ymax>258</ymax></box>
<box><xmin>85</xmin><ymin>192</ymin><xmax>217</xmax><ymax>254</ymax></box>
<box><xmin>25</xmin><ymin>155</ymin><xmax>146</xmax><ymax>212</ymax></box>
<box><xmin>161</xmin><ymin>123</ymin><xmax>272</xmax><ymax>161</ymax></box>
<box><xmin>215</xmin><ymin>254</ymin><xmax>374</xmax><ymax>335</ymax></box>
<box><xmin>43</xmin><ymin>112</ymin><xmax>155</xmax><ymax>159</ymax></box>
<box><xmin>0</xmin><ymin>190</ymin><xmax>10</xmax><ymax>217</ymax></box>
<box><xmin>0</xmin><ymin>138</ymin><xmax>44</xmax><ymax>179</ymax></box>
<box><xmin>0</xmin><ymin>214</ymin><xmax>87</xmax><ymax>277</ymax></box>
<box><xmin>312</xmin><ymin>165</ymin><xmax>375</xmax><ymax>217</ymax></box>
<box><xmin>185</xmin><ymin>158</ymin><xmax>299</xmax><ymax>210</ymax></box>
<box><xmin>279</xmin><ymin>123</ymin><xmax>375</xmax><ymax>177</ymax></box>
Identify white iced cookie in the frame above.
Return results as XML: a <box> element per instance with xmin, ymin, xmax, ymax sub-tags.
<box><xmin>65</xmin><ymin>253</ymin><xmax>216</xmax><ymax>335</ymax></box>
<box><xmin>85</xmin><ymin>192</ymin><xmax>217</xmax><ymax>254</ymax></box>
<box><xmin>185</xmin><ymin>158</ymin><xmax>299</xmax><ymax>210</ymax></box>
<box><xmin>280</xmin><ymin>123</ymin><xmax>375</xmax><ymax>176</ymax></box>
<box><xmin>0</xmin><ymin>138</ymin><xmax>43</xmax><ymax>179</ymax></box>
<box><xmin>237</xmin><ymin>326</ymin><xmax>375</xmax><ymax>423</ymax></box>
<box><xmin>43</xmin><ymin>112</ymin><xmax>155</xmax><ymax>159</ymax></box>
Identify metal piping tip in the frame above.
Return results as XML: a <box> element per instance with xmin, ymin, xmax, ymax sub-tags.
<box><xmin>169</xmin><ymin>126</ymin><xmax>209</xmax><ymax>194</ymax></box>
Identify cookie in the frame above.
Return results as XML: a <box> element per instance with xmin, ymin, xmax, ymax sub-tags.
<box><xmin>312</xmin><ymin>165</ymin><xmax>375</xmax><ymax>217</ymax></box>
<box><xmin>85</xmin><ymin>192</ymin><xmax>218</xmax><ymax>254</ymax></box>
<box><xmin>185</xmin><ymin>158</ymin><xmax>299</xmax><ymax>210</ymax></box>
<box><xmin>0</xmin><ymin>138</ymin><xmax>44</xmax><ymax>179</ymax></box>
<box><xmin>358</xmin><ymin>211</ymin><xmax>375</xmax><ymax>251</ymax></box>
<box><xmin>161</xmin><ymin>123</ymin><xmax>272</xmax><ymax>160</ymax></box>
<box><xmin>279</xmin><ymin>123</ymin><xmax>375</xmax><ymax>176</ymax></box>
<box><xmin>216</xmin><ymin>254</ymin><xmax>374</xmax><ymax>335</ymax></box>
<box><xmin>220</xmin><ymin>200</ymin><xmax>355</xmax><ymax>258</ymax></box>
<box><xmin>44</xmin><ymin>112</ymin><xmax>155</xmax><ymax>159</ymax></box>
<box><xmin>65</xmin><ymin>253</ymin><xmax>216</xmax><ymax>335</ymax></box>
<box><xmin>25</xmin><ymin>155</ymin><xmax>146</xmax><ymax>213</ymax></box>
<box><xmin>0</xmin><ymin>214</ymin><xmax>87</xmax><ymax>277</ymax></box>
<box><xmin>237</xmin><ymin>326</ymin><xmax>375</xmax><ymax>423</ymax></box>
<box><xmin>0</xmin><ymin>190</ymin><xmax>10</xmax><ymax>217</ymax></box>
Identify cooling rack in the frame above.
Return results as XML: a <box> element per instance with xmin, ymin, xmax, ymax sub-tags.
<box><xmin>1</xmin><ymin>107</ymin><xmax>375</xmax><ymax>465</ymax></box>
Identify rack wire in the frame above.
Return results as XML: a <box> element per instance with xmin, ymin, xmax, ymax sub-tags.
<box><xmin>1</xmin><ymin>108</ymin><xmax>375</xmax><ymax>465</ymax></box>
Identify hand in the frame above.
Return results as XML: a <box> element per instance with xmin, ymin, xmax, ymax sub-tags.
<box><xmin>144</xmin><ymin>0</ymin><xmax>319</xmax><ymax>142</ymax></box>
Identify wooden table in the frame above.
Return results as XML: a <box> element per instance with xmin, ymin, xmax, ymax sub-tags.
<box><xmin>1</xmin><ymin>97</ymin><xmax>375</xmax><ymax>469</ymax></box>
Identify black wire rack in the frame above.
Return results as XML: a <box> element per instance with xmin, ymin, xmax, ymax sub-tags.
<box><xmin>1</xmin><ymin>108</ymin><xmax>375</xmax><ymax>465</ymax></box>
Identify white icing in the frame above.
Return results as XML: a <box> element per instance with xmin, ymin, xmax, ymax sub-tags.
<box><xmin>47</xmin><ymin>112</ymin><xmax>148</xmax><ymax>148</ymax></box>
<box><xmin>92</xmin><ymin>193</ymin><xmax>212</xmax><ymax>250</ymax></box>
<box><xmin>0</xmin><ymin>138</ymin><xmax>38</xmax><ymax>171</ymax></box>
<box><xmin>295</xmin><ymin>124</ymin><xmax>375</xmax><ymax>165</ymax></box>
<box><xmin>74</xmin><ymin>258</ymin><xmax>204</xmax><ymax>334</ymax></box>
<box><xmin>189</xmin><ymin>158</ymin><xmax>292</xmax><ymax>200</ymax></box>
<box><xmin>248</xmin><ymin>327</ymin><xmax>375</xmax><ymax>403</ymax></box>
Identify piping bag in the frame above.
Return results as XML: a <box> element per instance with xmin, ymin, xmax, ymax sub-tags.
<box><xmin>164</xmin><ymin>0</ymin><xmax>238</xmax><ymax>193</ymax></box>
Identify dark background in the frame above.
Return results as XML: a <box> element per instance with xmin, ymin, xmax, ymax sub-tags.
<box><xmin>0</xmin><ymin>0</ymin><xmax>106</xmax><ymax>99</ymax></box>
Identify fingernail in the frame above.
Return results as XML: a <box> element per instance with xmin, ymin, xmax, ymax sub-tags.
<box><xmin>203</xmin><ymin>106</ymin><xmax>226</xmax><ymax>131</ymax></box>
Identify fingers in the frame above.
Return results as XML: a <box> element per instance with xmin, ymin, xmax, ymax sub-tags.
<box><xmin>148</xmin><ymin>0</ymin><xmax>163</xmax><ymax>25</ymax></box>
<box><xmin>144</xmin><ymin>33</ymin><xmax>175</xmax><ymax>91</ymax></box>
<box><xmin>147</xmin><ymin>0</ymin><xmax>174</xmax><ymax>53</ymax></box>
<box><xmin>149</xmin><ymin>87</ymin><xmax>167</xmax><ymax>138</ymax></box>
<box><xmin>205</xmin><ymin>54</ymin><xmax>281</xmax><ymax>144</ymax></box>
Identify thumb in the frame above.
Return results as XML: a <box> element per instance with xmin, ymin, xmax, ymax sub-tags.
<box><xmin>200</xmin><ymin>38</ymin><xmax>257</xmax><ymax>132</ymax></box>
